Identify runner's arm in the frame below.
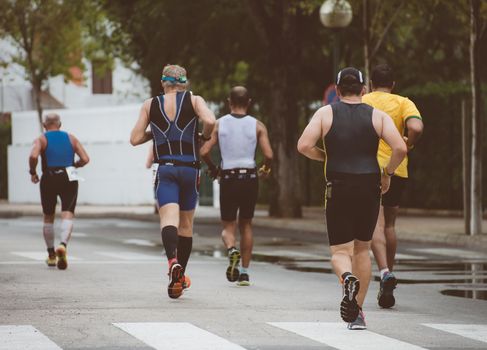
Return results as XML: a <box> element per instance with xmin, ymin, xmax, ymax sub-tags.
<box><xmin>404</xmin><ymin>117</ymin><xmax>423</xmax><ymax>150</ymax></box>
<box><xmin>146</xmin><ymin>143</ymin><xmax>154</xmax><ymax>169</ymax></box>
<box><xmin>70</xmin><ymin>134</ymin><xmax>90</xmax><ymax>168</ymax></box>
<box><xmin>297</xmin><ymin>109</ymin><xmax>326</xmax><ymax>162</ymax></box>
<box><xmin>200</xmin><ymin>121</ymin><xmax>219</xmax><ymax>173</ymax></box>
<box><xmin>379</xmin><ymin>110</ymin><xmax>407</xmax><ymax>174</ymax></box>
<box><xmin>257</xmin><ymin>121</ymin><xmax>273</xmax><ymax>168</ymax></box>
<box><xmin>28</xmin><ymin>137</ymin><xmax>42</xmax><ymax>175</ymax></box>
<box><xmin>192</xmin><ymin>95</ymin><xmax>216</xmax><ymax>139</ymax></box>
<box><xmin>130</xmin><ymin>99</ymin><xmax>152</xmax><ymax>146</ymax></box>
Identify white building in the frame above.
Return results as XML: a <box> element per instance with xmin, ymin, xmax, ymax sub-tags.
<box><xmin>2</xmin><ymin>38</ymin><xmax>163</xmax><ymax>205</ymax></box>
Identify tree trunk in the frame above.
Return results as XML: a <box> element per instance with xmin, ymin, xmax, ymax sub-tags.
<box><xmin>267</xmin><ymin>73</ymin><xmax>302</xmax><ymax>218</ymax></box>
<box><xmin>469</xmin><ymin>0</ymin><xmax>482</xmax><ymax>235</ymax></box>
<box><xmin>32</xmin><ymin>78</ymin><xmax>43</xmax><ymax>132</ymax></box>
<box><xmin>362</xmin><ymin>0</ymin><xmax>370</xmax><ymax>90</ymax></box>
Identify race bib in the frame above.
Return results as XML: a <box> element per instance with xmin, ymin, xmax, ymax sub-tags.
<box><xmin>151</xmin><ymin>163</ymin><xmax>159</xmax><ymax>185</ymax></box>
<box><xmin>65</xmin><ymin>166</ymin><xmax>85</xmax><ymax>182</ymax></box>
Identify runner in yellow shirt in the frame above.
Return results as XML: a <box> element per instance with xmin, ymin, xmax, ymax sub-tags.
<box><xmin>362</xmin><ymin>64</ymin><xmax>424</xmax><ymax>309</ymax></box>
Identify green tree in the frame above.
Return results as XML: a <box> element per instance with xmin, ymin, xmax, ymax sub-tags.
<box><xmin>0</xmin><ymin>0</ymin><xmax>85</xmax><ymax>128</ymax></box>
<box><xmin>104</xmin><ymin>0</ymin><xmax>331</xmax><ymax>217</ymax></box>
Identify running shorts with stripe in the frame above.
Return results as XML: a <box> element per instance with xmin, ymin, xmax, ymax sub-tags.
<box><xmin>156</xmin><ymin>165</ymin><xmax>200</xmax><ymax>211</ymax></box>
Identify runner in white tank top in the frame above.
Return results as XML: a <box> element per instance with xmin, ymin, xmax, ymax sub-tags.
<box><xmin>200</xmin><ymin>86</ymin><xmax>273</xmax><ymax>286</ymax></box>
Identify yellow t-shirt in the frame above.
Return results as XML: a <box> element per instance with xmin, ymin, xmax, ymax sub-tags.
<box><xmin>362</xmin><ymin>91</ymin><xmax>421</xmax><ymax>178</ymax></box>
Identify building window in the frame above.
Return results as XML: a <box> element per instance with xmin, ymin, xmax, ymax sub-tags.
<box><xmin>92</xmin><ymin>61</ymin><xmax>113</xmax><ymax>94</ymax></box>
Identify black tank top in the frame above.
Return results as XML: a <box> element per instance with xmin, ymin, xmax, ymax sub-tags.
<box><xmin>324</xmin><ymin>102</ymin><xmax>379</xmax><ymax>177</ymax></box>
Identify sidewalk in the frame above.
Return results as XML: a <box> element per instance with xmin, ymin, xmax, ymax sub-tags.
<box><xmin>1</xmin><ymin>201</ymin><xmax>486</xmax><ymax>251</ymax></box>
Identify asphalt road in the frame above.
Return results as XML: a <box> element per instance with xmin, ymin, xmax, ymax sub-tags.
<box><xmin>1</xmin><ymin>217</ymin><xmax>487</xmax><ymax>350</ymax></box>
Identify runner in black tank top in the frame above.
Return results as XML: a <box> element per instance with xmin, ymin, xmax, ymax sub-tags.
<box><xmin>298</xmin><ymin>67</ymin><xmax>407</xmax><ymax>330</ymax></box>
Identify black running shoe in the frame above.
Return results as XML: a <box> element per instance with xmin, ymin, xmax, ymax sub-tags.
<box><xmin>168</xmin><ymin>262</ymin><xmax>184</xmax><ymax>299</ymax></box>
<box><xmin>226</xmin><ymin>249</ymin><xmax>241</xmax><ymax>282</ymax></box>
<box><xmin>237</xmin><ymin>273</ymin><xmax>250</xmax><ymax>286</ymax></box>
<box><xmin>340</xmin><ymin>274</ymin><xmax>360</xmax><ymax>323</ymax></box>
<box><xmin>378</xmin><ymin>272</ymin><xmax>397</xmax><ymax>308</ymax></box>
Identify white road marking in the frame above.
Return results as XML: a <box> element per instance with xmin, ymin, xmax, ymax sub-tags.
<box><xmin>410</xmin><ymin>248</ymin><xmax>487</xmax><ymax>259</ymax></box>
<box><xmin>113</xmin><ymin>322</ymin><xmax>246</xmax><ymax>350</ymax></box>
<box><xmin>268</xmin><ymin>322</ymin><xmax>427</xmax><ymax>350</ymax></box>
<box><xmin>423</xmin><ymin>323</ymin><xmax>487</xmax><ymax>344</ymax></box>
<box><xmin>71</xmin><ymin>232</ymin><xmax>88</xmax><ymax>237</ymax></box>
<box><xmin>10</xmin><ymin>252</ymin><xmax>80</xmax><ymax>261</ymax></box>
<box><xmin>395</xmin><ymin>253</ymin><xmax>426</xmax><ymax>260</ymax></box>
<box><xmin>0</xmin><ymin>325</ymin><xmax>62</xmax><ymax>350</ymax></box>
<box><xmin>96</xmin><ymin>251</ymin><xmax>161</xmax><ymax>260</ymax></box>
<box><xmin>253</xmin><ymin>250</ymin><xmax>326</xmax><ymax>260</ymax></box>
<box><xmin>122</xmin><ymin>239</ymin><xmax>157</xmax><ymax>247</ymax></box>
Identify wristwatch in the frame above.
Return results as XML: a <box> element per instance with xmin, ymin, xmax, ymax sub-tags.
<box><xmin>382</xmin><ymin>167</ymin><xmax>394</xmax><ymax>177</ymax></box>
<box><xmin>199</xmin><ymin>133</ymin><xmax>211</xmax><ymax>141</ymax></box>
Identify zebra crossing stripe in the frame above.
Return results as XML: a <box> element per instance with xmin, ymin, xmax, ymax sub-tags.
<box><xmin>0</xmin><ymin>325</ymin><xmax>62</xmax><ymax>350</ymax></box>
<box><xmin>423</xmin><ymin>323</ymin><xmax>487</xmax><ymax>344</ymax></box>
<box><xmin>113</xmin><ymin>322</ymin><xmax>246</xmax><ymax>350</ymax></box>
<box><xmin>268</xmin><ymin>322</ymin><xmax>427</xmax><ymax>350</ymax></box>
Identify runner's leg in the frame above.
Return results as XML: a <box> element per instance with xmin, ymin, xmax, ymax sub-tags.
<box><xmin>159</xmin><ymin>203</ymin><xmax>180</xmax><ymax>261</ymax></box>
<box><xmin>238</xmin><ymin>218</ymin><xmax>253</xmax><ymax>269</ymax></box>
<box><xmin>371</xmin><ymin>206</ymin><xmax>388</xmax><ymax>271</ymax></box>
<box><xmin>383</xmin><ymin>206</ymin><xmax>399</xmax><ymax>271</ymax></box>
<box><xmin>178</xmin><ymin>209</ymin><xmax>195</xmax><ymax>272</ymax></box>
<box><xmin>352</xmin><ymin>239</ymin><xmax>372</xmax><ymax>307</ymax></box>
<box><xmin>330</xmin><ymin>241</ymin><xmax>354</xmax><ymax>280</ymax></box>
<box><xmin>222</xmin><ymin>220</ymin><xmax>238</xmax><ymax>249</ymax></box>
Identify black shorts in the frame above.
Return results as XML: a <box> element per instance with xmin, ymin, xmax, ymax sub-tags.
<box><xmin>382</xmin><ymin>176</ymin><xmax>407</xmax><ymax>207</ymax></box>
<box><xmin>40</xmin><ymin>170</ymin><xmax>78</xmax><ymax>215</ymax></box>
<box><xmin>325</xmin><ymin>173</ymin><xmax>381</xmax><ymax>246</ymax></box>
<box><xmin>220</xmin><ymin>176</ymin><xmax>258</xmax><ymax>221</ymax></box>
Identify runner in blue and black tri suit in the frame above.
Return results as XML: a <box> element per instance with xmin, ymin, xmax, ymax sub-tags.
<box><xmin>29</xmin><ymin>113</ymin><xmax>90</xmax><ymax>270</ymax></box>
<box><xmin>130</xmin><ymin>64</ymin><xmax>216</xmax><ymax>299</ymax></box>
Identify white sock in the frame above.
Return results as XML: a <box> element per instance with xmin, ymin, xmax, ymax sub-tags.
<box><xmin>380</xmin><ymin>268</ymin><xmax>390</xmax><ymax>280</ymax></box>
<box><xmin>240</xmin><ymin>267</ymin><xmax>248</xmax><ymax>274</ymax></box>
<box><xmin>60</xmin><ymin>219</ymin><xmax>73</xmax><ymax>246</ymax></box>
<box><xmin>43</xmin><ymin>223</ymin><xmax>54</xmax><ymax>249</ymax></box>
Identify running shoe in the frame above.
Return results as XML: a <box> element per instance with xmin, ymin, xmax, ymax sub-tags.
<box><xmin>45</xmin><ymin>254</ymin><xmax>56</xmax><ymax>267</ymax></box>
<box><xmin>226</xmin><ymin>249</ymin><xmax>241</xmax><ymax>282</ymax></box>
<box><xmin>347</xmin><ymin>309</ymin><xmax>367</xmax><ymax>330</ymax></box>
<box><xmin>182</xmin><ymin>275</ymin><xmax>191</xmax><ymax>291</ymax></box>
<box><xmin>168</xmin><ymin>262</ymin><xmax>184</xmax><ymax>299</ymax></box>
<box><xmin>378</xmin><ymin>271</ymin><xmax>397</xmax><ymax>308</ymax></box>
<box><xmin>340</xmin><ymin>274</ymin><xmax>360</xmax><ymax>323</ymax></box>
<box><xmin>55</xmin><ymin>245</ymin><xmax>68</xmax><ymax>270</ymax></box>
<box><xmin>237</xmin><ymin>273</ymin><xmax>250</xmax><ymax>286</ymax></box>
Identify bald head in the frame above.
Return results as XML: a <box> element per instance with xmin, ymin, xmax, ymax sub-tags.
<box><xmin>229</xmin><ymin>86</ymin><xmax>250</xmax><ymax>109</ymax></box>
<box><xmin>43</xmin><ymin>113</ymin><xmax>61</xmax><ymax>130</ymax></box>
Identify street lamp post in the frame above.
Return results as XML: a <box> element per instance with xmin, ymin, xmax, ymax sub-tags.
<box><xmin>319</xmin><ymin>0</ymin><xmax>353</xmax><ymax>80</ymax></box>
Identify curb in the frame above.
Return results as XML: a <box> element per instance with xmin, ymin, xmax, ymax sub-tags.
<box><xmin>1</xmin><ymin>209</ymin><xmax>487</xmax><ymax>251</ymax></box>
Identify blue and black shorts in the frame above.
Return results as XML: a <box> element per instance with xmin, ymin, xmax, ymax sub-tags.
<box><xmin>155</xmin><ymin>165</ymin><xmax>200</xmax><ymax>211</ymax></box>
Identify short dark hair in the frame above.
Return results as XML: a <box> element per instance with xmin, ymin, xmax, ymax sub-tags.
<box><xmin>371</xmin><ymin>64</ymin><xmax>394</xmax><ymax>88</ymax></box>
<box><xmin>337</xmin><ymin>75</ymin><xmax>363</xmax><ymax>96</ymax></box>
<box><xmin>229</xmin><ymin>86</ymin><xmax>250</xmax><ymax>108</ymax></box>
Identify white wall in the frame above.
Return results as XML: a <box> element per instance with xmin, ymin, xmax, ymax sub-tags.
<box><xmin>8</xmin><ymin>105</ymin><xmax>156</xmax><ymax>205</ymax></box>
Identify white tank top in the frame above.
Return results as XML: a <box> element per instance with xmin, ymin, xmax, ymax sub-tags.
<box><xmin>218</xmin><ymin>114</ymin><xmax>257</xmax><ymax>170</ymax></box>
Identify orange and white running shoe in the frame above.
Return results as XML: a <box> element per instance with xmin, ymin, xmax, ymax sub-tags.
<box><xmin>168</xmin><ymin>262</ymin><xmax>184</xmax><ymax>299</ymax></box>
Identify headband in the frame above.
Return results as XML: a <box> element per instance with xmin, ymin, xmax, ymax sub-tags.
<box><xmin>161</xmin><ymin>75</ymin><xmax>187</xmax><ymax>83</ymax></box>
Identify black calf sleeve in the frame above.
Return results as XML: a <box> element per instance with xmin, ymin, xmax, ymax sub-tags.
<box><xmin>177</xmin><ymin>236</ymin><xmax>193</xmax><ymax>272</ymax></box>
<box><xmin>161</xmin><ymin>226</ymin><xmax>178</xmax><ymax>260</ymax></box>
